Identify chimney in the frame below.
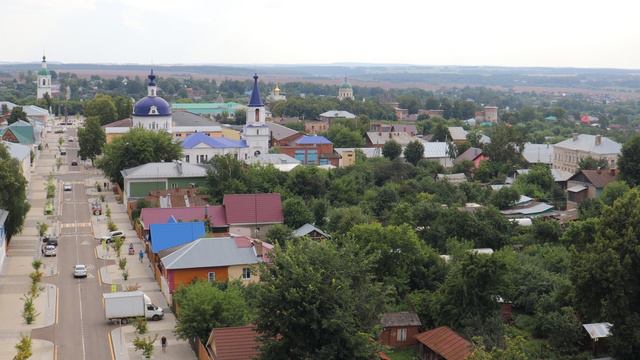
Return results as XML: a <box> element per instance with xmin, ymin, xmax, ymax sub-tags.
<box><xmin>595</xmin><ymin>135</ymin><xmax>602</xmax><ymax>145</ymax></box>
<box><xmin>596</xmin><ymin>167</ymin><xmax>602</xmax><ymax>174</ymax></box>
<box><xmin>253</xmin><ymin>239</ymin><xmax>263</xmax><ymax>258</ymax></box>
<box><xmin>572</xmin><ymin>133</ymin><xmax>578</xmax><ymax>141</ymax></box>
<box><xmin>176</xmin><ymin>160</ymin><xmax>183</xmax><ymax>175</ymax></box>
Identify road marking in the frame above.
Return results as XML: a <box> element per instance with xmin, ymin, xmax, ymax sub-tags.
<box><xmin>108</xmin><ymin>331</ymin><xmax>115</xmax><ymax>360</ymax></box>
<box><xmin>54</xmin><ymin>345</ymin><xmax>57</xmax><ymax>360</ymax></box>
<box><xmin>97</xmin><ymin>266</ymin><xmax>103</xmax><ymax>286</ymax></box>
<box><xmin>55</xmin><ymin>287</ymin><xmax>59</xmax><ymax>324</ymax></box>
<box><xmin>78</xmin><ymin>286</ymin><xmax>86</xmax><ymax>360</ymax></box>
<box><xmin>60</xmin><ymin>222</ymin><xmax>91</xmax><ymax>228</ymax></box>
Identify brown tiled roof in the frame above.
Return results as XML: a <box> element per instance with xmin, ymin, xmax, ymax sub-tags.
<box><xmin>207</xmin><ymin>325</ymin><xmax>259</xmax><ymax>360</ymax></box>
<box><xmin>456</xmin><ymin>147</ymin><xmax>483</xmax><ymax>162</ymax></box>
<box><xmin>574</xmin><ymin>169</ymin><xmax>618</xmax><ymax>188</ymax></box>
<box><xmin>415</xmin><ymin>326</ymin><xmax>471</xmax><ymax>360</ymax></box>
<box><xmin>102</xmin><ymin>118</ymin><xmax>132</xmax><ymax>128</ymax></box>
<box><xmin>381</xmin><ymin>312</ymin><xmax>422</xmax><ymax>327</ymax></box>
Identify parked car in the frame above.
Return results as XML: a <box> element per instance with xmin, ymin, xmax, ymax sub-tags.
<box><xmin>67</xmin><ymin>137</ymin><xmax>74</xmax><ymax>142</ymax></box>
<box><xmin>63</xmin><ymin>184</ymin><xmax>72</xmax><ymax>191</ymax></box>
<box><xmin>44</xmin><ymin>235</ymin><xmax>58</xmax><ymax>247</ymax></box>
<box><xmin>100</xmin><ymin>230</ymin><xmax>125</xmax><ymax>243</ymax></box>
<box><xmin>73</xmin><ymin>264</ymin><xmax>87</xmax><ymax>278</ymax></box>
<box><xmin>71</xmin><ymin>160</ymin><xmax>78</xmax><ymax>166</ymax></box>
<box><xmin>43</xmin><ymin>245</ymin><xmax>57</xmax><ymax>257</ymax></box>
<box><xmin>60</xmin><ymin>150</ymin><xmax>67</xmax><ymax>156</ymax></box>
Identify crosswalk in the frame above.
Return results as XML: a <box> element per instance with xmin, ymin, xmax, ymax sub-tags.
<box><xmin>60</xmin><ymin>222</ymin><xmax>92</xmax><ymax>229</ymax></box>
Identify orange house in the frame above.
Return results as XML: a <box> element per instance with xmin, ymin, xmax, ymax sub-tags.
<box><xmin>161</xmin><ymin>236</ymin><xmax>272</xmax><ymax>293</ymax></box>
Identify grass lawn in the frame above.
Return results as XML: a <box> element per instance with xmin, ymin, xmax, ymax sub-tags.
<box><xmin>384</xmin><ymin>347</ymin><xmax>417</xmax><ymax>360</ymax></box>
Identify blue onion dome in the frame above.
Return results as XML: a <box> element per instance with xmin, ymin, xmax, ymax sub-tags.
<box><xmin>133</xmin><ymin>69</ymin><xmax>171</xmax><ymax>117</ymax></box>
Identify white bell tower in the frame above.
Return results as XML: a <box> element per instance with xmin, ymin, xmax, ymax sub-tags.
<box><xmin>243</xmin><ymin>74</ymin><xmax>270</xmax><ymax>159</ymax></box>
<box><xmin>37</xmin><ymin>55</ymin><xmax>52</xmax><ymax>100</ymax></box>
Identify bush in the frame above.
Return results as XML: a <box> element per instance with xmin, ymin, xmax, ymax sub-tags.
<box><xmin>13</xmin><ymin>334</ymin><xmax>32</xmax><ymax>360</ymax></box>
<box><xmin>107</xmin><ymin>221</ymin><xmax>117</xmax><ymax>232</ymax></box>
<box><xmin>134</xmin><ymin>317</ymin><xmax>148</xmax><ymax>334</ymax></box>
<box><xmin>21</xmin><ymin>294</ymin><xmax>38</xmax><ymax>324</ymax></box>
<box><xmin>133</xmin><ymin>334</ymin><xmax>157</xmax><ymax>359</ymax></box>
<box><xmin>118</xmin><ymin>257</ymin><xmax>127</xmax><ymax>271</ymax></box>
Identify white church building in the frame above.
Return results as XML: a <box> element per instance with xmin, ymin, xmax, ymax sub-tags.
<box><xmin>36</xmin><ymin>55</ymin><xmax>52</xmax><ymax>100</ymax></box>
<box><xmin>128</xmin><ymin>70</ymin><xmax>270</xmax><ymax>163</ymax></box>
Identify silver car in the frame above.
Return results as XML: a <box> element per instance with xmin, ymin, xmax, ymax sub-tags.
<box><xmin>73</xmin><ymin>264</ymin><xmax>87</xmax><ymax>278</ymax></box>
<box><xmin>43</xmin><ymin>245</ymin><xmax>57</xmax><ymax>257</ymax></box>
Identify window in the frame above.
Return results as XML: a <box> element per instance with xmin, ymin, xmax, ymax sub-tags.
<box><xmin>208</xmin><ymin>272</ymin><xmax>216</xmax><ymax>283</ymax></box>
<box><xmin>185</xmin><ymin>155</ymin><xmax>190</xmax><ymax>163</ymax></box>
<box><xmin>294</xmin><ymin>150</ymin><xmax>305</xmax><ymax>162</ymax></box>
<box><xmin>307</xmin><ymin>150</ymin><xmax>318</xmax><ymax>163</ymax></box>
<box><xmin>319</xmin><ymin>159</ymin><xmax>329</xmax><ymax>165</ymax></box>
<box><xmin>242</xmin><ymin>267</ymin><xmax>251</xmax><ymax>280</ymax></box>
<box><xmin>397</xmin><ymin>328</ymin><xmax>407</xmax><ymax>342</ymax></box>
<box><xmin>255</xmin><ymin>109</ymin><xmax>260</xmax><ymax>122</ymax></box>
<box><xmin>170</xmin><ymin>183</ymin><xmax>177</xmax><ymax>189</ymax></box>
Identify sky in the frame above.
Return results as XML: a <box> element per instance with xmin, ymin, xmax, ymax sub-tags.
<box><xmin>1</xmin><ymin>0</ymin><xmax>640</xmax><ymax>69</ymax></box>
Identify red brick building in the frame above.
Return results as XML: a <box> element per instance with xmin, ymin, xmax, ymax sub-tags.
<box><xmin>379</xmin><ymin>312</ymin><xmax>422</xmax><ymax>348</ymax></box>
<box><xmin>278</xmin><ymin>135</ymin><xmax>338</xmax><ymax>166</ymax></box>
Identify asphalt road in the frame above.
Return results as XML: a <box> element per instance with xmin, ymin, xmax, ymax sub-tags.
<box><xmin>32</xmin><ymin>125</ymin><xmax>114</xmax><ymax>360</ymax></box>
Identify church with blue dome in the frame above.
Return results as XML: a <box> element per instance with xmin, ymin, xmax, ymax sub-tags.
<box><xmin>132</xmin><ymin>70</ymin><xmax>173</xmax><ymax>132</ymax></box>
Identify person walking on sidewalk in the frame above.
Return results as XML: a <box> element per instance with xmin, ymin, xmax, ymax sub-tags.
<box><xmin>138</xmin><ymin>249</ymin><xmax>144</xmax><ymax>263</ymax></box>
<box><xmin>161</xmin><ymin>336</ymin><xmax>167</xmax><ymax>352</ymax></box>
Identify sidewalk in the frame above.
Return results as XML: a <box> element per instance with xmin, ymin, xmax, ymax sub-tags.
<box><xmin>90</xmin><ymin>182</ymin><xmax>195</xmax><ymax>359</ymax></box>
<box><xmin>0</xmin><ymin>129</ymin><xmax>60</xmax><ymax>360</ymax></box>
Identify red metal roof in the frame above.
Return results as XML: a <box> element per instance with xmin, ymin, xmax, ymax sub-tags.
<box><xmin>223</xmin><ymin>193</ymin><xmax>283</xmax><ymax>225</ymax></box>
<box><xmin>140</xmin><ymin>205</ymin><xmax>227</xmax><ymax>230</ymax></box>
<box><xmin>207</xmin><ymin>325</ymin><xmax>259</xmax><ymax>360</ymax></box>
<box><xmin>415</xmin><ymin>326</ymin><xmax>471</xmax><ymax>360</ymax></box>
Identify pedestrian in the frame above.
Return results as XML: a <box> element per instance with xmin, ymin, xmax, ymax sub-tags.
<box><xmin>161</xmin><ymin>336</ymin><xmax>167</xmax><ymax>352</ymax></box>
<box><xmin>139</xmin><ymin>249</ymin><xmax>144</xmax><ymax>263</ymax></box>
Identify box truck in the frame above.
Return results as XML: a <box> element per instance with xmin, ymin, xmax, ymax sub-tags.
<box><xmin>103</xmin><ymin>291</ymin><xmax>164</xmax><ymax>323</ymax></box>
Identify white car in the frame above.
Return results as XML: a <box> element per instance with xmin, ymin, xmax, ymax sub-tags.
<box><xmin>73</xmin><ymin>264</ymin><xmax>87</xmax><ymax>278</ymax></box>
<box><xmin>43</xmin><ymin>245</ymin><xmax>57</xmax><ymax>257</ymax></box>
<box><xmin>63</xmin><ymin>184</ymin><xmax>72</xmax><ymax>191</ymax></box>
<box><xmin>99</xmin><ymin>230</ymin><xmax>125</xmax><ymax>243</ymax></box>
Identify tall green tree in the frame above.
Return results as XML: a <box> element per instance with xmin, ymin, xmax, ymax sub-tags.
<box><xmin>404</xmin><ymin>140</ymin><xmax>424</xmax><ymax>166</ymax></box>
<box><xmin>578</xmin><ymin>156</ymin><xmax>609</xmax><ymax>170</ymax></box>
<box><xmin>255</xmin><ymin>238</ymin><xmax>384</xmax><ymax>359</ymax></box>
<box><xmin>77</xmin><ymin>116</ymin><xmax>106</xmax><ymax>164</ymax></box>
<box><xmin>8</xmin><ymin>106</ymin><xmax>27</xmax><ymax>124</ymax></box>
<box><xmin>382</xmin><ymin>140</ymin><xmax>402</xmax><ymax>160</ymax></box>
<box><xmin>619</xmin><ymin>134</ymin><xmax>640</xmax><ymax>186</ymax></box>
<box><xmin>96</xmin><ymin>127</ymin><xmax>182</xmax><ymax>185</ymax></box>
<box><xmin>113</xmin><ymin>95</ymin><xmax>133</xmax><ymax>120</ymax></box>
<box><xmin>282</xmin><ymin>196</ymin><xmax>314</xmax><ymax>229</ymax></box>
<box><xmin>84</xmin><ymin>94</ymin><xmax>118</xmax><ymax>125</ymax></box>
<box><xmin>347</xmin><ymin>223</ymin><xmax>445</xmax><ymax>296</ymax></box>
<box><xmin>173</xmin><ymin>280</ymin><xmax>249</xmax><ymax>341</ymax></box>
<box><xmin>323</xmin><ymin>125</ymin><xmax>364</xmax><ymax>148</ymax></box>
<box><xmin>484</xmin><ymin>124</ymin><xmax>525</xmax><ymax>174</ymax></box>
<box><xmin>572</xmin><ymin>188</ymin><xmax>640</xmax><ymax>359</ymax></box>
<box><xmin>205</xmin><ymin>155</ymin><xmax>249</xmax><ymax>203</ymax></box>
<box><xmin>0</xmin><ymin>144</ymin><xmax>30</xmax><ymax>239</ymax></box>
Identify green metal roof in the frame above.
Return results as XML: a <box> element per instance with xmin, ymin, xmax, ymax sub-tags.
<box><xmin>339</xmin><ymin>81</ymin><xmax>352</xmax><ymax>89</ymax></box>
<box><xmin>38</xmin><ymin>68</ymin><xmax>50</xmax><ymax>76</ymax></box>
<box><xmin>171</xmin><ymin>102</ymin><xmax>244</xmax><ymax>116</ymax></box>
<box><xmin>4</xmin><ymin>120</ymin><xmax>35</xmax><ymax>145</ymax></box>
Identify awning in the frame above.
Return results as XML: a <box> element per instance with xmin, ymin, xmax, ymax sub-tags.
<box><xmin>567</xmin><ymin>185</ymin><xmax>588</xmax><ymax>193</ymax></box>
